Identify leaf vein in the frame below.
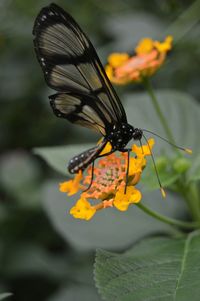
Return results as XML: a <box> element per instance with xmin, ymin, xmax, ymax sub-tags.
<box><xmin>173</xmin><ymin>232</ymin><xmax>195</xmax><ymax>300</ymax></box>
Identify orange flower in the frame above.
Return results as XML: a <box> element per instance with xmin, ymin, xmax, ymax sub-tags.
<box><xmin>60</xmin><ymin>139</ymin><xmax>154</xmax><ymax>220</ymax></box>
<box><xmin>105</xmin><ymin>36</ymin><xmax>173</xmax><ymax>84</ymax></box>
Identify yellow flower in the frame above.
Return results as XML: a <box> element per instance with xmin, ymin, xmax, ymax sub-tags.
<box><xmin>70</xmin><ymin>197</ymin><xmax>96</xmax><ymax>220</ymax></box>
<box><xmin>113</xmin><ymin>186</ymin><xmax>142</xmax><ymax>211</ymax></box>
<box><xmin>105</xmin><ymin>36</ymin><xmax>173</xmax><ymax>84</ymax></box>
<box><xmin>60</xmin><ymin>139</ymin><xmax>155</xmax><ymax>220</ymax></box>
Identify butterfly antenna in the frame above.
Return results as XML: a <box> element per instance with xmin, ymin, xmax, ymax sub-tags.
<box><xmin>142</xmin><ymin>129</ymin><xmax>192</xmax><ymax>154</ymax></box>
<box><xmin>142</xmin><ymin>134</ymin><xmax>166</xmax><ymax>198</ymax></box>
<box><xmin>124</xmin><ymin>149</ymin><xmax>131</xmax><ymax>194</ymax></box>
<box><xmin>139</xmin><ymin>139</ymin><xmax>144</xmax><ymax>154</ymax></box>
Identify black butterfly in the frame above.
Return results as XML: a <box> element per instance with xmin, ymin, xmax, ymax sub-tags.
<box><xmin>33</xmin><ymin>3</ymin><xmax>143</xmax><ymax>179</ymax></box>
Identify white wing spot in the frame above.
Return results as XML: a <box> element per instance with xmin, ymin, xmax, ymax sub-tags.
<box><xmin>41</xmin><ymin>15</ymin><xmax>47</xmax><ymax>21</ymax></box>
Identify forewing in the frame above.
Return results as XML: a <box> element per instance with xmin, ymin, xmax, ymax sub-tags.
<box><xmin>33</xmin><ymin>3</ymin><xmax>127</xmax><ymax>127</ymax></box>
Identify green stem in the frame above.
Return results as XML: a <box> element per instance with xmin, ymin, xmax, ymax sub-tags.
<box><xmin>190</xmin><ymin>183</ymin><xmax>200</xmax><ymax>221</ymax></box>
<box><xmin>136</xmin><ymin>202</ymin><xmax>200</xmax><ymax>229</ymax></box>
<box><xmin>182</xmin><ymin>182</ymin><xmax>200</xmax><ymax>222</ymax></box>
<box><xmin>143</xmin><ymin>78</ymin><xmax>176</xmax><ymax>145</ymax></box>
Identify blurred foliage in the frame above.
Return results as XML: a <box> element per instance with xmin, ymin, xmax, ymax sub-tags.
<box><xmin>0</xmin><ymin>0</ymin><xmax>200</xmax><ymax>300</ymax></box>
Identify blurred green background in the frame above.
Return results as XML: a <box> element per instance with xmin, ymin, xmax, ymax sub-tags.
<box><xmin>0</xmin><ymin>0</ymin><xmax>200</xmax><ymax>300</ymax></box>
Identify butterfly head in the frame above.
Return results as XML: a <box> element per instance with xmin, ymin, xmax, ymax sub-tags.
<box><xmin>132</xmin><ymin>128</ymin><xmax>143</xmax><ymax>141</ymax></box>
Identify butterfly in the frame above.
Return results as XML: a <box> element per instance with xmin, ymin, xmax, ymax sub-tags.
<box><xmin>33</xmin><ymin>3</ymin><xmax>144</xmax><ymax>182</ymax></box>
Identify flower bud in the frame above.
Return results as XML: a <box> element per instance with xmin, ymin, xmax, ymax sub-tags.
<box><xmin>173</xmin><ymin>157</ymin><xmax>191</xmax><ymax>174</ymax></box>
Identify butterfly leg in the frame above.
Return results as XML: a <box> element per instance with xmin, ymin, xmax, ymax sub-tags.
<box><xmin>83</xmin><ymin>150</ymin><xmax>115</xmax><ymax>192</ymax></box>
<box><xmin>97</xmin><ymin>150</ymin><xmax>115</xmax><ymax>158</ymax></box>
<box><xmin>83</xmin><ymin>160</ymin><xmax>95</xmax><ymax>192</ymax></box>
<box><xmin>125</xmin><ymin>149</ymin><xmax>131</xmax><ymax>194</ymax></box>
<box><xmin>119</xmin><ymin>148</ymin><xmax>131</xmax><ymax>194</ymax></box>
<box><xmin>83</xmin><ymin>148</ymin><xmax>130</xmax><ymax>193</ymax></box>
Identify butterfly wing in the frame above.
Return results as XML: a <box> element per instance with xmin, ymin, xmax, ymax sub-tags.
<box><xmin>33</xmin><ymin>3</ymin><xmax>127</xmax><ymax>135</ymax></box>
<box><xmin>49</xmin><ymin>92</ymin><xmax>109</xmax><ymax>135</ymax></box>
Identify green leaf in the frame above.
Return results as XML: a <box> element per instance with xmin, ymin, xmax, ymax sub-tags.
<box><xmin>34</xmin><ymin>144</ymin><xmax>93</xmax><ymax>176</ymax></box>
<box><xmin>95</xmin><ymin>231</ymin><xmax>200</xmax><ymax>301</ymax></box>
<box><xmin>0</xmin><ymin>293</ymin><xmax>12</xmax><ymax>301</ymax></box>
<box><xmin>42</xmin><ymin>180</ymin><xmax>187</xmax><ymax>250</ymax></box>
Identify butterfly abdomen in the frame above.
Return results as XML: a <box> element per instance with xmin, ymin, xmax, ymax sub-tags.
<box><xmin>68</xmin><ymin>139</ymin><xmax>107</xmax><ymax>173</ymax></box>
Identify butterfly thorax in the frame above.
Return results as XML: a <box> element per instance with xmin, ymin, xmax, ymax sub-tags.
<box><xmin>107</xmin><ymin>123</ymin><xmax>135</xmax><ymax>150</ymax></box>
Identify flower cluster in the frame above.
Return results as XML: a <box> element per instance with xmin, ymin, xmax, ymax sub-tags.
<box><xmin>60</xmin><ymin>139</ymin><xmax>155</xmax><ymax>220</ymax></box>
<box><xmin>105</xmin><ymin>36</ymin><xmax>173</xmax><ymax>84</ymax></box>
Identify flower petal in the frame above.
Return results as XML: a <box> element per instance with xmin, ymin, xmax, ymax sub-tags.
<box><xmin>132</xmin><ymin>138</ymin><xmax>155</xmax><ymax>156</ymax></box>
<box><xmin>154</xmin><ymin>35</ymin><xmax>173</xmax><ymax>53</ymax></box>
<box><xmin>135</xmin><ymin>38</ymin><xmax>154</xmax><ymax>54</ymax></box>
<box><xmin>113</xmin><ymin>186</ymin><xmax>142</xmax><ymax>211</ymax></box>
<box><xmin>103</xmin><ymin>199</ymin><xmax>114</xmax><ymax>208</ymax></box>
<box><xmin>108</xmin><ymin>53</ymin><xmax>129</xmax><ymax>68</ymax></box>
<box><xmin>70</xmin><ymin>197</ymin><xmax>96</xmax><ymax>220</ymax></box>
<box><xmin>59</xmin><ymin>171</ymin><xmax>83</xmax><ymax>196</ymax></box>
<box><xmin>129</xmin><ymin>188</ymin><xmax>142</xmax><ymax>203</ymax></box>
